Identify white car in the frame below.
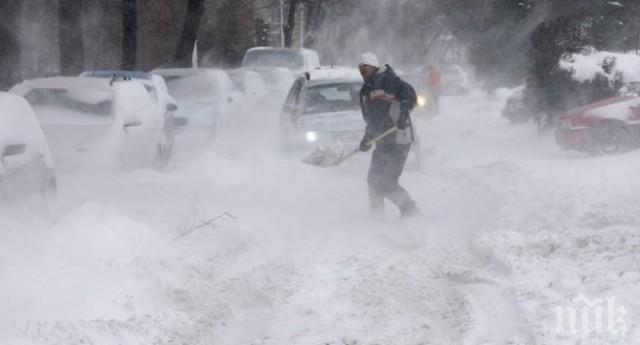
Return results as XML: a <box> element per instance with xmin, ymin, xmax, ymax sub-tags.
<box><xmin>152</xmin><ymin>68</ymin><xmax>243</xmax><ymax>144</ymax></box>
<box><xmin>80</xmin><ymin>70</ymin><xmax>178</xmax><ymax>167</ymax></box>
<box><xmin>278</xmin><ymin>67</ymin><xmax>366</xmax><ymax>152</ymax></box>
<box><xmin>0</xmin><ymin>92</ymin><xmax>56</xmax><ymax>200</ymax></box>
<box><xmin>242</xmin><ymin>47</ymin><xmax>320</xmax><ymax>75</ymax></box>
<box><xmin>11</xmin><ymin>77</ymin><xmax>169</xmax><ymax>172</ymax></box>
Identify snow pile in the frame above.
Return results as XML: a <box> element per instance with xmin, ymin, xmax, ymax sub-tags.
<box><xmin>0</xmin><ymin>202</ymin><xmax>170</xmax><ymax>344</ymax></box>
<box><xmin>560</xmin><ymin>48</ymin><xmax>640</xmax><ymax>83</ymax></box>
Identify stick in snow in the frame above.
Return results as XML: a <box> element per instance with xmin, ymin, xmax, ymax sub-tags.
<box><xmin>173</xmin><ymin>212</ymin><xmax>237</xmax><ymax>242</ymax></box>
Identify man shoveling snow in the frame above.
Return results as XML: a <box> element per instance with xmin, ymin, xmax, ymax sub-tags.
<box><xmin>358</xmin><ymin>53</ymin><xmax>419</xmax><ymax>218</ymax></box>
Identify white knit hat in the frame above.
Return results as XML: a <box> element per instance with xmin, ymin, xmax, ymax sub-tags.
<box><xmin>359</xmin><ymin>52</ymin><xmax>380</xmax><ymax>68</ymax></box>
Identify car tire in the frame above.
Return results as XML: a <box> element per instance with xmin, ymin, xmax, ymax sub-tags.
<box><xmin>592</xmin><ymin>121</ymin><xmax>633</xmax><ymax>155</ymax></box>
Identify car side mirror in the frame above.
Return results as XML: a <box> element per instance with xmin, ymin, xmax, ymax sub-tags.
<box><xmin>2</xmin><ymin>143</ymin><xmax>26</xmax><ymax>157</ymax></box>
<box><xmin>166</xmin><ymin>103</ymin><xmax>178</xmax><ymax>112</ymax></box>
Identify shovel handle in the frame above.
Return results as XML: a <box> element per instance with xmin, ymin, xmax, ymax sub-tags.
<box><xmin>338</xmin><ymin>126</ymin><xmax>398</xmax><ymax>164</ymax></box>
<box><xmin>366</xmin><ymin>126</ymin><xmax>398</xmax><ymax>146</ymax></box>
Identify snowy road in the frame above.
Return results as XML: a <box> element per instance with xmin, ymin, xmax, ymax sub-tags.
<box><xmin>2</xmin><ymin>91</ymin><xmax>640</xmax><ymax>345</ymax></box>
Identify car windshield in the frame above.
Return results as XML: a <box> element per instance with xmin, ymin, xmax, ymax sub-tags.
<box><xmin>303</xmin><ymin>82</ymin><xmax>362</xmax><ymax>115</ymax></box>
<box><xmin>243</xmin><ymin>50</ymin><xmax>304</xmax><ymax>70</ymax></box>
<box><xmin>163</xmin><ymin>74</ymin><xmax>220</xmax><ymax>102</ymax></box>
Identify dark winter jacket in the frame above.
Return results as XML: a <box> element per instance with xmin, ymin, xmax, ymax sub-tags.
<box><xmin>360</xmin><ymin>65</ymin><xmax>417</xmax><ymax>139</ymax></box>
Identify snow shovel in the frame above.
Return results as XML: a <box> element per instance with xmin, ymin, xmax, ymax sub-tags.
<box><xmin>303</xmin><ymin>126</ymin><xmax>398</xmax><ymax>167</ymax></box>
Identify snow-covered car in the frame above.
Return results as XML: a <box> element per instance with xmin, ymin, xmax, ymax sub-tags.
<box><xmin>279</xmin><ymin>67</ymin><xmax>365</xmax><ymax>152</ymax></box>
<box><xmin>502</xmin><ymin>87</ymin><xmax>533</xmax><ymax>124</ymax></box>
<box><xmin>0</xmin><ymin>92</ymin><xmax>56</xmax><ymax>200</ymax></box>
<box><xmin>11</xmin><ymin>77</ymin><xmax>169</xmax><ymax>171</ymax></box>
<box><xmin>152</xmin><ymin>68</ymin><xmax>243</xmax><ymax>143</ymax></box>
<box><xmin>242</xmin><ymin>47</ymin><xmax>320</xmax><ymax>75</ymax></box>
<box><xmin>555</xmin><ymin>95</ymin><xmax>640</xmax><ymax>154</ymax></box>
<box><xmin>80</xmin><ymin>70</ymin><xmax>178</xmax><ymax>167</ymax></box>
<box><xmin>226</xmin><ymin>68</ymin><xmax>268</xmax><ymax>103</ymax></box>
<box><xmin>440</xmin><ymin>64</ymin><xmax>470</xmax><ymax>95</ymax></box>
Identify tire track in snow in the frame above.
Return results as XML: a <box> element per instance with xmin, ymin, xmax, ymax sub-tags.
<box><xmin>426</xmin><ymin>162</ymin><xmax>534</xmax><ymax>345</ymax></box>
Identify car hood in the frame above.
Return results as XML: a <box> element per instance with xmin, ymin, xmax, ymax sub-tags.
<box><xmin>565</xmin><ymin>95</ymin><xmax>640</xmax><ymax>122</ymax></box>
<box><xmin>296</xmin><ymin>110</ymin><xmax>365</xmax><ymax>132</ymax></box>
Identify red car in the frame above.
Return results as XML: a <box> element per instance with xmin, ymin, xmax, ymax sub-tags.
<box><xmin>556</xmin><ymin>95</ymin><xmax>640</xmax><ymax>154</ymax></box>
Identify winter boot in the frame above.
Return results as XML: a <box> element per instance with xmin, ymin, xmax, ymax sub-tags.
<box><xmin>399</xmin><ymin>201</ymin><xmax>420</xmax><ymax>218</ymax></box>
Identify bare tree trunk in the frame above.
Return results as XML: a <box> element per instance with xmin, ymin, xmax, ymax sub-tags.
<box><xmin>303</xmin><ymin>0</ymin><xmax>324</xmax><ymax>48</ymax></box>
<box><xmin>175</xmin><ymin>0</ymin><xmax>205</xmax><ymax>67</ymax></box>
<box><xmin>122</xmin><ymin>0</ymin><xmax>138</xmax><ymax>70</ymax></box>
<box><xmin>0</xmin><ymin>0</ymin><xmax>22</xmax><ymax>89</ymax></box>
<box><xmin>59</xmin><ymin>0</ymin><xmax>85</xmax><ymax>75</ymax></box>
<box><xmin>202</xmin><ymin>0</ymin><xmax>255</xmax><ymax>67</ymax></box>
<box><xmin>283</xmin><ymin>0</ymin><xmax>300</xmax><ymax>48</ymax></box>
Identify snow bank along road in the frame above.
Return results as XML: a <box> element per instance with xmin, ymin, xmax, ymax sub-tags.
<box><xmin>2</xmin><ymin>90</ymin><xmax>639</xmax><ymax>345</ymax></box>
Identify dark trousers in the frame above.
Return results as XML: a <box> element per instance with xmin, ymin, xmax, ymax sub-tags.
<box><xmin>367</xmin><ymin>142</ymin><xmax>415</xmax><ymax>214</ymax></box>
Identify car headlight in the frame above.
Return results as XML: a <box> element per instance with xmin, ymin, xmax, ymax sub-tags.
<box><xmin>305</xmin><ymin>131</ymin><xmax>318</xmax><ymax>142</ymax></box>
<box><xmin>417</xmin><ymin>95</ymin><xmax>427</xmax><ymax>107</ymax></box>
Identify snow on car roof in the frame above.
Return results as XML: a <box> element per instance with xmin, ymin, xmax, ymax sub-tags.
<box><xmin>307</xmin><ymin>79</ymin><xmax>363</xmax><ymax>89</ymax></box>
<box><xmin>10</xmin><ymin>77</ymin><xmax>151</xmax><ymax>106</ymax></box>
<box><xmin>10</xmin><ymin>77</ymin><xmax>116</xmax><ymax>105</ymax></box>
<box><xmin>11</xmin><ymin>76</ymin><xmax>114</xmax><ymax>95</ymax></box>
<box><xmin>80</xmin><ymin>70</ymin><xmax>152</xmax><ymax>80</ymax></box>
<box><xmin>152</xmin><ymin>68</ymin><xmax>229</xmax><ymax>78</ymax></box>
<box><xmin>306</xmin><ymin>66</ymin><xmax>362</xmax><ymax>82</ymax></box>
<box><xmin>153</xmin><ymin>68</ymin><xmax>238</xmax><ymax>98</ymax></box>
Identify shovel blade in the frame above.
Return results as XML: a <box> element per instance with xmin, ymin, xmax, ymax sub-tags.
<box><xmin>302</xmin><ymin>143</ymin><xmax>346</xmax><ymax>167</ymax></box>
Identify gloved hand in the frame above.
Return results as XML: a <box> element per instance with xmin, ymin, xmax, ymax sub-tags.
<box><xmin>359</xmin><ymin>133</ymin><xmax>373</xmax><ymax>152</ymax></box>
<box><xmin>397</xmin><ymin>113</ymin><xmax>411</xmax><ymax>130</ymax></box>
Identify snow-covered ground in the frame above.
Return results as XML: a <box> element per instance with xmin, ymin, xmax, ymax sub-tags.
<box><xmin>2</xmin><ymin>90</ymin><xmax>640</xmax><ymax>345</ymax></box>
